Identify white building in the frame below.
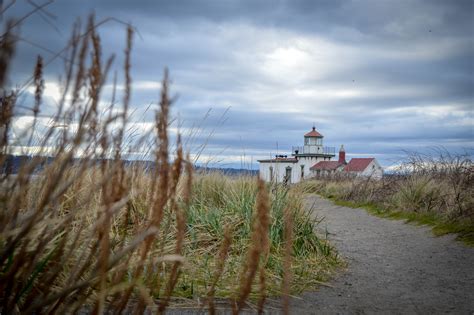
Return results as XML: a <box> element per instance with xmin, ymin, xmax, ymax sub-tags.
<box><xmin>258</xmin><ymin>127</ymin><xmax>383</xmax><ymax>183</ymax></box>
<box><xmin>343</xmin><ymin>158</ymin><xmax>383</xmax><ymax>179</ymax></box>
<box><xmin>258</xmin><ymin>127</ymin><xmax>336</xmax><ymax>184</ymax></box>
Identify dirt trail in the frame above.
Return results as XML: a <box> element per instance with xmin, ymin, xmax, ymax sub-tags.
<box><xmin>290</xmin><ymin>195</ymin><xmax>474</xmax><ymax>314</ymax></box>
<box><xmin>164</xmin><ymin>195</ymin><xmax>474</xmax><ymax>314</ymax></box>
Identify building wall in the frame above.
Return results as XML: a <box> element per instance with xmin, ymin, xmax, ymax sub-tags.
<box><xmin>259</xmin><ymin>162</ymin><xmax>299</xmax><ymax>183</ymax></box>
<box><xmin>297</xmin><ymin>156</ymin><xmax>327</xmax><ymax>180</ymax></box>
<box><xmin>360</xmin><ymin>159</ymin><xmax>384</xmax><ymax>179</ymax></box>
<box><xmin>346</xmin><ymin>159</ymin><xmax>384</xmax><ymax>179</ymax></box>
<box><xmin>311</xmin><ymin>165</ymin><xmax>345</xmax><ymax>177</ymax></box>
<box><xmin>302</xmin><ymin>145</ymin><xmax>324</xmax><ymax>154</ymax></box>
<box><xmin>259</xmin><ymin>155</ymin><xmax>330</xmax><ymax>183</ymax></box>
<box><xmin>309</xmin><ymin>159</ymin><xmax>384</xmax><ymax>179</ymax></box>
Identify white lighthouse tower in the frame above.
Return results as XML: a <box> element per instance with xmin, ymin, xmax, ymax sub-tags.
<box><xmin>303</xmin><ymin>126</ymin><xmax>324</xmax><ymax>154</ymax></box>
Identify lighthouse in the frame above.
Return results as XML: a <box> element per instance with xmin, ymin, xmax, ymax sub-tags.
<box><xmin>258</xmin><ymin>126</ymin><xmax>383</xmax><ymax>183</ymax></box>
<box><xmin>258</xmin><ymin>126</ymin><xmax>336</xmax><ymax>184</ymax></box>
<box><xmin>303</xmin><ymin>126</ymin><xmax>324</xmax><ymax>154</ymax></box>
<box><xmin>292</xmin><ymin>126</ymin><xmax>336</xmax><ymax>158</ymax></box>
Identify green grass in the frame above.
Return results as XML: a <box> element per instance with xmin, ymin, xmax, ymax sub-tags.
<box><xmin>325</xmin><ymin>195</ymin><xmax>474</xmax><ymax>247</ymax></box>
<box><xmin>169</xmin><ymin>175</ymin><xmax>343</xmax><ymax>299</ymax></box>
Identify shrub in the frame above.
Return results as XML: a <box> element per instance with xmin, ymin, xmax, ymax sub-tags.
<box><xmin>301</xmin><ymin>150</ymin><xmax>474</xmax><ymax>243</ymax></box>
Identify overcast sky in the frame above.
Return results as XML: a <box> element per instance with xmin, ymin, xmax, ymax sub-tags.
<box><xmin>4</xmin><ymin>0</ymin><xmax>474</xmax><ymax>169</ymax></box>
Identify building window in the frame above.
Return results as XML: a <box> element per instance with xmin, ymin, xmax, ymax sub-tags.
<box><xmin>300</xmin><ymin>165</ymin><xmax>304</xmax><ymax>179</ymax></box>
<box><xmin>269</xmin><ymin>166</ymin><xmax>274</xmax><ymax>181</ymax></box>
<box><xmin>285</xmin><ymin>166</ymin><xmax>292</xmax><ymax>184</ymax></box>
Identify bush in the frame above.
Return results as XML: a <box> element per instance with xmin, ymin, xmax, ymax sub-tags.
<box><xmin>300</xmin><ymin>150</ymin><xmax>474</xmax><ymax>243</ymax></box>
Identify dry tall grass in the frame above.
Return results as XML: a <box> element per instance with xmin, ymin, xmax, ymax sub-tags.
<box><xmin>301</xmin><ymin>150</ymin><xmax>474</xmax><ymax>244</ymax></box>
<box><xmin>0</xmin><ymin>11</ymin><xmax>340</xmax><ymax>314</ymax></box>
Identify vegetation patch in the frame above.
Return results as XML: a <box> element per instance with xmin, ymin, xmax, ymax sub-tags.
<box><xmin>298</xmin><ymin>154</ymin><xmax>474</xmax><ymax>247</ymax></box>
<box><xmin>330</xmin><ymin>198</ymin><xmax>473</xmax><ymax>246</ymax></box>
<box><xmin>0</xmin><ymin>13</ymin><xmax>340</xmax><ymax>313</ymax></box>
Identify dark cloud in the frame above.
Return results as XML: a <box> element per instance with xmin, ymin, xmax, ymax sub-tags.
<box><xmin>3</xmin><ymin>0</ymin><xmax>473</xmax><ymax>168</ymax></box>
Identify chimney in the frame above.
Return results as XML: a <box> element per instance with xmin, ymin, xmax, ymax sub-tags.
<box><xmin>338</xmin><ymin>145</ymin><xmax>346</xmax><ymax>164</ymax></box>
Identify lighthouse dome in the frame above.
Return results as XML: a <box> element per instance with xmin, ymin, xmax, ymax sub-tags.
<box><xmin>304</xmin><ymin>126</ymin><xmax>323</xmax><ymax>138</ymax></box>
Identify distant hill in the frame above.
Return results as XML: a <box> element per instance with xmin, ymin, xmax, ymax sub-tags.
<box><xmin>1</xmin><ymin>155</ymin><xmax>258</xmax><ymax>177</ymax></box>
<box><xmin>194</xmin><ymin>166</ymin><xmax>258</xmax><ymax>177</ymax></box>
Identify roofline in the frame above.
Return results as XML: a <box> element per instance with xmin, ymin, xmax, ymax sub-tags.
<box><xmin>310</xmin><ymin>167</ymin><xmax>342</xmax><ymax>170</ymax></box>
<box><xmin>258</xmin><ymin>159</ymin><xmax>298</xmax><ymax>163</ymax></box>
<box><xmin>309</xmin><ymin>161</ymin><xmax>345</xmax><ymax>170</ymax></box>
<box><xmin>291</xmin><ymin>153</ymin><xmax>335</xmax><ymax>157</ymax></box>
<box><xmin>344</xmin><ymin>158</ymin><xmax>377</xmax><ymax>172</ymax></box>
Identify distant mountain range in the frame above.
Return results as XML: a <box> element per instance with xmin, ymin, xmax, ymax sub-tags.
<box><xmin>1</xmin><ymin>155</ymin><xmax>258</xmax><ymax>177</ymax></box>
<box><xmin>195</xmin><ymin>166</ymin><xmax>258</xmax><ymax>176</ymax></box>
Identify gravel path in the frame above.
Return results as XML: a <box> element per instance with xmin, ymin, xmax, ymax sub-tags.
<box><xmin>290</xmin><ymin>195</ymin><xmax>474</xmax><ymax>314</ymax></box>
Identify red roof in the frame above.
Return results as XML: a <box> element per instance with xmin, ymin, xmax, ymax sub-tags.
<box><xmin>344</xmin><ymin>158</ymin><xmax>374</xmax><ymax>172</ymax></box>
<box><xmin>304</xmin><ymin>127</ymin><xmax>323</xmax><ymax>137</ymax></box>
<box><xmin>310</xmin><ymin>161</ymin><xmax>343</xmax><ymax>171</ymax></box>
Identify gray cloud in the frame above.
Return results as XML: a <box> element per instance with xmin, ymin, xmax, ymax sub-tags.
<box><xmin>3</xmin><ymin>0</ymin><xmax>473</xmax><ymax>168</ymax></box>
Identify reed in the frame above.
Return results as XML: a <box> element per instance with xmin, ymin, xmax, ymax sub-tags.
<box><xmin>0</xmin><ymin>9</ymin><xmax>341</xmax><ymax>314</ymax></box>
<box><xmin>282</xmin><ymin>206</ymin><xmax>294</xmax><ymax>315</ymax></box>
<box><xmin>233</xmin><ymin>178</ymin><xmax>270</xmax><ymax>314</ymax></box>
<box><xmin>207</xmin><ymin>225</ymin><xmax>232</xmax><ymax>315</ymax></box>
